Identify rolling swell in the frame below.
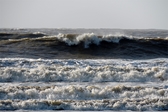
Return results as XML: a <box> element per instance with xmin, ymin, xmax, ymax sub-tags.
<box><xmin>0</xmin><ymin>32</ymin><xmax>46</xmax><ymax>40</ymax></box>
<box><xmin>0</xmin><ymin>32</ymin><xmax>167</xmax><ymax>59</ymax></box>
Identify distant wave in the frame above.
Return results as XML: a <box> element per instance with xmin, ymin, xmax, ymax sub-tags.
<box><xmin>0</xmin><ymin>32</ymin><xmax>168</xmax><ymax>59</ymax></box>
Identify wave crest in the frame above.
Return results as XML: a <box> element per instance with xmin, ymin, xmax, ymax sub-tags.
<box><xmin>56</xmin><ymin>33</ymin><xmax>130</xmax><ymax>48</ymax></box>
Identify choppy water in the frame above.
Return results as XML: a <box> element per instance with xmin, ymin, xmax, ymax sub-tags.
<box><xmin>0</xmin><ymin>29</ymin><xmax>168</xmax><ymax>111</ymax></box>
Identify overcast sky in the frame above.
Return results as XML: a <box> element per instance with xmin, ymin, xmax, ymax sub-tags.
<box><xmin>0</xmin><ymin>0</ymin><xmax>168</xmax><ymax>29</ymax></box>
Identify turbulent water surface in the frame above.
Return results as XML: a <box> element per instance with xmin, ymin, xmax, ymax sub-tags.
<box><xmin>0</xmin><ymin>29</ymin><xmax>168</xmax><ymax>111</ymax></box>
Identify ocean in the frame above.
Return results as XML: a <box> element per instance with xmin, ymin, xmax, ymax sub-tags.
<box><xmin>0</xmin><ymin>28</ymin><xmax>168</xmax><ymax>111</ymax></box>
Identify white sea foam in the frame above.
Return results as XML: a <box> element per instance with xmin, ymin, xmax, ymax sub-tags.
<box><xmin>0</xmin><ymin>84</ymin><xmax>167</xmax><ymax>100</ymax></box>
<box><xmin>0</xmin><ymin>58</ymin><xmax>168</xmax><ymax>111</ymax></box>
<box><xmin>0</xmin><ymin>81</ymin><xmax>167</xmax><ymax>111</ymax></box>
<box><xmin>0</xmin><ymin>98</ymin><xmax>168</xmax><ymax>111</ymax></box>
<box><xmin>0</xmin><ymin>58</ymin><xmax>167</xmax><ymax>82</ymax></box>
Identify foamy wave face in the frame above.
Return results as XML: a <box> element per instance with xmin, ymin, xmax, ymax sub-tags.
<box><xmin>0</xmin><ymin>58</ymin><xmax>168</xmax><ymax>82</ymax></box>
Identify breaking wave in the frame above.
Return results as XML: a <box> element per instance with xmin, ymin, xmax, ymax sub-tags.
<box><xmin>0</xmin><ymin>32</ymin><xmax>167</xmax><ymax>59</ymax></box>
<box><xmin>55</xmin><ymin>33</ymin><xmax>168</xmax><ymax>48</ymax></box>
<box><xmin>1</xmin><ymin>32</ymin><xmax>168</xmax><ymax>47</ymax></box>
